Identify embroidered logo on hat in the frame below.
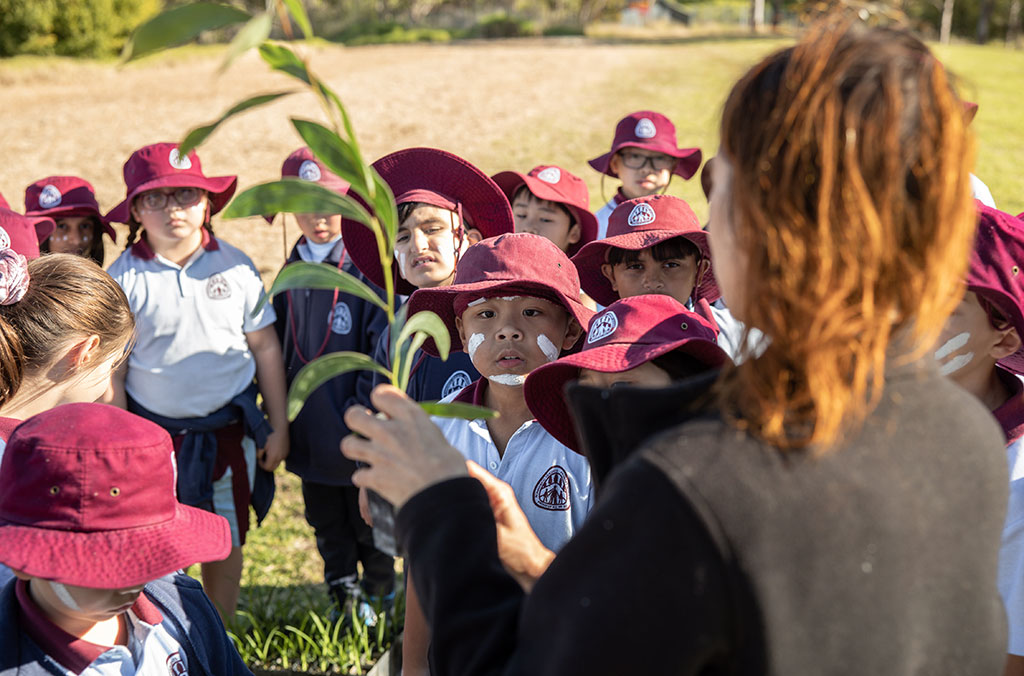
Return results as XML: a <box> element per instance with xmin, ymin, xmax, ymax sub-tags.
<box><xmin>168</xmin><ymin>148</ymin><xmax>192</xmax><ymax>171</ymax></box>
<box><xmin>298</xmin><ymin>160</ymin><xmax>322</xmax><ymax>182</ymax></box>
<box><xmin>0</xmin><ymin>227</ymin><xmax>10</xmax><ymax>250</ymax></box>
<box><xmin>537</xmin><ymin>167</ymin><xmax>561</xmax><ymax>184</ymax></box>
<box><xmin>330</xmin><ymin>302</ymin><xmax>352</xmax><ymax>335</ymax></box>
<box><xmin>38</xmin><ymin>184</ymin><xmax>62</xmax><ymax>209</ymax></box>
<box><xmin>634</xmin><ymin>118</ymin><xmax>657</xmax><ymax>139</ymax></box>
<box><xmin>587</xmin><ymin>310</ymin><xmax>618</xmax><ymax>344</ymax></box>
<box><xmin>206</xmin><ymin>273</ymin><xmax>231</xmax><ymax>300</ymax></box>
<box><xmin>442</xmin><ymin>370</ymin><xmax>472</xmax><ymax>399</ymax></box>
<box><xmin>627</xmin><ymin>203</ymin><xmax>656</xmax><ymax>227</ymax></box>
<box><xmin>533</xmin><ymin>465</ymin><xmax>570</xmax><ymax>511</ymax></box>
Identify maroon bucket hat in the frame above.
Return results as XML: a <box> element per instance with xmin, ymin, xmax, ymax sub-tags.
<box><xmin>491</xmin><ymin>165</ymin><xmax>598</xmax><ymax>257</ymax></box>
<box><xmin>25</xmin><ymin>176</ymin><xmax>117</xmax><ymax>242</ymax></box>
<box><xmin>0</xmin><ymin>403</ymin><xmax>232</xmax><ymax>589</ymax></box>
<box><xmin>407</xmin><ymin>232</ymin><xmax>594</xmax><ymax>357</ymax></box>
<box><xmin>340</xmin><ymin>147</ymin><xmax>514</xmax><ymax>296</ymax></box>
<box><xmin>525</xmin><ymin>295</ymin><xmax>728</xmax><ymax>451</ymax></box>
<box><xmin>265</xmin><ymin>147</ymin><xmax>351</xmax><ymax>224</ymax></box>
<box><xmin>571</xmin><ymin>194</ymin><xmax>719</xmax><ymax>306</ymax></box>
<box><xmin>967</xmin><ymin>203</ymin><xmax>1024</xmax><ymax>375</ymax></box>
<box><xmin>105</xmin><ymin>143</ymin><xmax>237</xmax><ymax>225</ymax></box>
<box><xmin>588</xmin><ymin>111</ymin><xmax>702</xmax><ymax>180</ymax></box>
<box><xmin>0</xmin><ymin>208</ymin><xmax>52</xmax><ymax>259</ymax></box>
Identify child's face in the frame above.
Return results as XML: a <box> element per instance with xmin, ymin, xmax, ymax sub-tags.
<box><xmin>49</xmin><ymin>216</ymin><xmax>95</xmax><ymax>257</ymax></box>
<box><xmin>294</xmin><ymin>213</ymin><xmax>342</xmax><ymax>244</ymax></box>
<box><xmin>395</xmin><ymin>205</ymin><xmax>478</xmax><ymax>289</ymax></box>
<box><xmin>456</xmin><ymin>296</ymin><xmax>581</xmax><ymax>387</ymax></box>
<box><xmin>511</xmin><ymin>191</ymin><xmax>580</xmax><ymax>253</ymax></box>
<box><xmin>601</xmin><ymin>249</ymin><xmax>701</xmax><ymax>305</ymax></box>
<box><xmin>609</xmin><ymin>149</ymin><xmax>676</xmax><ymax>199</ymax></box>
<box><xmin>935</xmin><ymin>291</ymin><xmax>1020</xmax><ymax>381</ymax></box>
<box><xmin>130</xmin><ymin>187</ymin><xmax>208</xmax><ymax>251</ymax></box>
<box><xmin>26</xmin><ymin>576</ymin><xmax>145</xmax><ymax>626</ymax></box>
<box><xmin>577</xmin><ymin>361</ymin><xmax>672</xmax><ymax>389</ymax></box>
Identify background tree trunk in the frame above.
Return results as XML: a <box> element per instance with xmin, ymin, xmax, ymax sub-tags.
<box><xmin>940</xmin><ymin>0</ymin><xmax>955</xmax><ymax>43</ymax></box>
<box><xmin>1008</xmin><ymin>0</ymin><xmax>1022</xmax><ymax>47</ymax></box>
<box><xmin>749</xmin><ymin>0</ymin><xmax>764</xmax><ymax>32</ymax></box>
<box><xmin>977</xmin><ymin>0</ymin><xmax>994</xmax><ymax>43</ymax></box>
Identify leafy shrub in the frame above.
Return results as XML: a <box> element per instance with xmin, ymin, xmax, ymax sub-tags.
<box><xmin>343</xmin><ymin>24</ymin><xmax>451</xmax><ymax>45</ymax></box>
<box><xmin>542</xmin><ymin>23</ymin><xmax>586</xmax><ymax>36</ymax></box>
<box><xmin>471</xmin><ymin>13</ymin><xmax>539</xmax><ymax>38</ymax></box>
<box><xmin>0</xmin><ymin>0</ymin><xmax>160</xmax><ymax>57</ymax></box>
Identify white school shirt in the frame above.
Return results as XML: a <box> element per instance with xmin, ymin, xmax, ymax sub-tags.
<box><xmin>107</xmin><ymin>233</ymin><xmax>276</xmax><ymax>418</ymax></box>
<box><xmin>595</xmin><ymin>196</ymin><xmax>619</xmax><ymax>241</ymax></box>
<box><xmin>80</xmin><ymin>607</ymin><xmax>189</xmax><ymax>676</ymax></box>
<box><xmin>432</xmin><ymin>379</ymin><xmax>593</xmax><ymax>552</ymax></box>
<box><xmin>971</xmin><ymin>173</ymin><xmax>996</xmax><ymax>208</ymax></box>
<box><xmin>1001</xmin><ymin>435</ymin><xmax>1024</xmax><ymax>655</ymax></box>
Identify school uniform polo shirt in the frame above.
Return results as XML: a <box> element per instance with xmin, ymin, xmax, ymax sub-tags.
<box><xmin>108</xmin><ymin>233</ymin><xmax>275</xmax><ymax>418</ymax></box>
<box><xmin>431</xmin><ymin>378</ymin><xmax>593</xmax><ymax>552</ymax></box>
<box><xmin>994</xmin><ymin>370</ymin><xmax>1024</xmax><ymax>655</ymax></box>
<box><xmin>594</xmin><ymin>190</ymin><xmax>628</xmax><ymax>241</ymax></box>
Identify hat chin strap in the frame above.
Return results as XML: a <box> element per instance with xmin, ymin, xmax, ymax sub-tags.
<box><xmin>452</xmin><ymin>202</ymin><xmax>466</xmax><ymax>268</ymax></box>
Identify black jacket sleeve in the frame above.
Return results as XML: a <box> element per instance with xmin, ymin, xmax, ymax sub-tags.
<box><xmin>396</xmin><ymin>458</ymin><xmax>735</xmax><ymax>676</ymax></box>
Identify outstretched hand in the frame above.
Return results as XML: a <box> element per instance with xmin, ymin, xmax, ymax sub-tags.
<box><xmin>342</xmin><ymin>385</ymin><xmax>468</xmax><ymax>510</ymax></box>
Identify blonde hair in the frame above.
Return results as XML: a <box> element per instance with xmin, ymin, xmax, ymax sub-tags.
<box><xmin>716</xmin><ymin>19</ymin><xmax>975</xmax><ymax>450</ymax></box>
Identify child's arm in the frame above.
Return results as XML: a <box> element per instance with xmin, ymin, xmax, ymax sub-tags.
<box><xmin>402</xmin><ymin>568</ymin><xmax>432</xmax><ymax>676</ymax></box>
<box><xmin>246</xmin><ymin>325</ymin><xmax>289</xmax><ymax>471</ymax></box>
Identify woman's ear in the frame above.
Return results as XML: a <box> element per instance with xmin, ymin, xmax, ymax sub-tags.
<box><xmin>68</xmin><ymin>335</ymin><xmax>102</xmax><ymax>369</ymax></box>
<box><xmin>465</xmin><ymin>228</ymin><xmax>483</xmax><ymax>246</ymax></box>
<box><xmin>561</xmin><ymin>319</ymin><xmax>584</xmax><ymax>350</ymax></box>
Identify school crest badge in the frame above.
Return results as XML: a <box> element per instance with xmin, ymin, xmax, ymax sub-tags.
<box><xmin>298</xmin><ymin>160</ymin><xmax>322</xmax><ymax>182</ymax></box>
<box><xmin>442</xmin><ymin>370</ymin><xmax>472</xmax><ymax>398</ymax></box>
<box><xmin>634</xmin><ymin>117</ymin><xmax>657</xmax><ymax>139</ymax></box>
<box><xmin>0</xmin><ymin>227</ymin><xmax>10</xmax><ymax>250</ymax></box>
<box><xmin>533</xmin><ymin>465</ymin><xmax>570</xmax><ymax>511</ymax></box>
<box><xmin>627</xmin><ymin>203</ymin><xmax>656</xmax><ymax>227</ymax></box>
<box><xmin>205</xmin><ymin>274</ymin><xmax>231</xmax><ymax>300</ymax></box>
<box><xmin>166</xmin><ymin>652</ymin><xmax>188</xmax><ymax>676</ymax></box>
<box><xmin>536</xmin><ymin>167</ymin><xmax>561</xmax><ymax>184</ymax></box>
<box><xmin>587</xmin><ymin>310</ymin><xmax>618</xmax><ymax>344</ymax></box>
<box><xmin>168</xmin><ymin>148</ymin><xmax>192</xmax><ymax>170</ymax></box>
<box><xmin>39</xmin><ymin>184</ymin><xmax>62</xmax><ymax>209</ymax></box>
<box><xmin>330</xmin><ymin>302</ymin><xmax>353</xmax><ymax>335</ymax></box>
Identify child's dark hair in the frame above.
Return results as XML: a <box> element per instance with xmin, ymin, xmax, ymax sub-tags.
<box><xmin>0</xmin><ymin>254</ymin><xmax>135</xmax><ymax>407</ymax></box>
<box><xmin>606</xmin><ymin>236</ymin><xmax>701</xmax><ymax>266</ymax></box>
<box><xmin>511</xmin><ymin>185</ymin><xmax>576</xmax><ymax>227</ymax></box>
<box><xmin>40</xmin><ymin>215</ymin><xmax>106</xmax><ymax>266</ymax></box>
<box><xmin>650</xmin><ymin>350</ymin><xmax>716</xmax><ymax>381</ymax></box>
<box><xmin>978</xmin><ymin>294</ymin><xmax>1014</xmax><ymax>332</ymax></box>
<box><xmin>397</xmin><ymin>201</ymin><xmax>429</xmax><ymax>226</ymax></box>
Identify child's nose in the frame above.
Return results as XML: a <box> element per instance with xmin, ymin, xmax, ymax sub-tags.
<box><xmin>495</xmin><ymin>324</ymin><xmax>523</xmax><ymax>341</ymax></box>
<box><xmin>642</xmin><ymin>270</ymin><xmax>664</xmax><ymax>290</ymax></box>
<box><xmin>411</xmin><ymin>228</ymin><xmax>429</xmax><ymax>250</ymax></box>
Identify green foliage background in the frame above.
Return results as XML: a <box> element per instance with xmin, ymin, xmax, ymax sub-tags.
<box><xmin>0</xmin><ymin>0</ymin><xmax>161</xmax><ymax>57</ymax></box>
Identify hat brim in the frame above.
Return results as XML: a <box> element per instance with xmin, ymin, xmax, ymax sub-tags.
<box><xmin>29</xmin><ymin>216</ymin><xmax>55</xmax><ymax>244</ymax></box>
<box><xmin>571</xmin><ymin>229</ymin><xmax>719</xmax><ymax>306</ymax></box>
<box><xmin>104</xmin><ymin>174</ymin><xmax>237</xmax><ymax>225</ymax></box>
<box><xmin>407</xmin><ymin>279</ymin><xmax>594</xmax><ymax>358</ymax></box>
<box><xmin>588</xmin><ymin>145</ymin><xmax>702</xmax><ymax>180</ymax></box>
<box><xmin>27</xmin><ymin>206</ymin><xmax>117</xmax><ymax>242</ymax></box>
<box><xmin>525</xmin><ymin>337</ymin><xmax>728</xmax><ymax>451</ymax></box>
<box><xmin>341</xmin><ymin>148</ymin><xmax>514</xmax><ymax>296</ymax></box>
<box><xmin>492</xmin><ymin>172</ymin><xmax>598</xmax><ymax>258</ymax></box>
<box><xmin>0</xmin><ymin>503</ymin><xmax>231</xmax><ymax>589</ymax></box>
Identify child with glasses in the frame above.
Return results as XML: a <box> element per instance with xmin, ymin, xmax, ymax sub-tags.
<box><xmin>105</xmin><ymin>143</ymin><xmax>289</xmax><ymax>622</ymax></box>
<box><xmin>588</xmin><ymin>111</ymin><xmax>702</xmax><ymax>240</ymax></box>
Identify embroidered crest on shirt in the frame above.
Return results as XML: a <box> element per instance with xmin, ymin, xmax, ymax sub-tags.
<box><xmin>442</xmin><ymin>370</ymin><xmax>472</xmax><ymax>398</ymax></box>
<box><xmin>634</xmin><ymin>117</ymin><xmax>657</xmax><ymax>139</ymax></box>
<box><xmin>38</xmin><ymin>184</ymin><xmax>62</xmax><ymax>208</ymax></box>
<box><xmin>533</xmin><ymin>465</ymin><xmax>571</xmax><ymax>511</ymax></box>
<box><xmin>298</xmin><ymin>160</ymin><xmax>322</xmax><ymax>182</ymax></box>
<box><xmin>536</xmin><ymin>167</ymin><xmax>561</xmax><ymax>184</ymax></box>
<box><xmin>0</xmin><ymin>227</ymin><xmax>10</xmax><ymax>250</ymax></box>
<box><xmin>168</xmin><ymin>148</ymin><xmax>192</xmax><ymax>170</ymax></box>
<box><xmin>587</xmin><ymin>311</ymin><xmax>618</xmax><ymax>344</ymax></box>
<box><xmin>205</xmin><ymin>273</ymin><xmax>231</xmax><ymax>300</ymax></box>
<box><xmin>627</xmin><ymin>203</ymin><xmax>656</xmax><ymax>227</ymax></box>
<box><xmin>330</xmin><ymin>302</ymin><xmax>353</xmax><ymax>335</ymax></box>
<box><xmin>166</xmin><ymin>652</ymin><xmax>188</xmax><ymax>676</ymax></box>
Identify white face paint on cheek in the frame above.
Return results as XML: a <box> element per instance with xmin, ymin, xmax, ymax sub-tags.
<box><xmin>939</xmin><ymin>352</ymin><xmax>974</xmax><ymax>376</ymax></box>
<box><xmin>537</xmin><ymin>334</ymin><xmax>559</xmax><ymax>362</ymax></box>
<box><xmin>396</xmin><ymin>252</ymin><xmax>408</xmax><ymax>280</ymax></box>
<box><xmin>935</xmin><ymin>331</ymin><xmax>970</xmax><ymax>360</ymax></box>
<box><xmin>488</xmin><ymin>374</ymin><xmax>527</xmax><ymax>387</ymax></box>
<box><xmin>467</xmin><ymin>333</ymin><xmax>485</xmax><ymax>362</ymax></box>
<box><xmin>49</xmin><ymin>581</ymin><xmax>81</xmax><ymax>612</ymax></box>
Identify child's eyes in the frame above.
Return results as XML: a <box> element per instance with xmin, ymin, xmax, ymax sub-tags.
<box><xmin>663</xmin><ymin>261</ymin><xmax>681</xmax><ymax>269</ymax></box>
<box><xmin>523</xmin><ymin>308</ymin><xmax>542</xmax><ymax>317</ymax></box>
<box><xmin>477</xmin><ymin>310</ymin><xmax>495</xmax><ymax>319</ymax></box>
<box><xmin>623</xmin><ymin>262</ymin><xmax>644</xmax><ymax>271</ymax></box>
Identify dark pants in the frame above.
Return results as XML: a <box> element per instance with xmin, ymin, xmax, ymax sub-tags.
<box><xmin>301</xmin><ymin>481</ymin><xmax>395</xmax><ymax>596</ymax></box>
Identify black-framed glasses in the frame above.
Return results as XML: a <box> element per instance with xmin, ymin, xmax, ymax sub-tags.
<box><xmin>136</xmin><ymin>187</ymin><xmax>203</xmax><ymax>211</ymax></box>
<box><xmin>619</xmin><ymin>150</ymin><xmax>677</xmax><ymax>171</ymax></box>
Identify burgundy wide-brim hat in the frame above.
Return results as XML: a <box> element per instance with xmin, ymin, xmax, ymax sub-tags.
<box><xmin>967</xmin><ymin>203</ymin><xmax>1024</xmax><ymax>375</ymax></box>
<box><xmin>265</xmin><ymin>147</ymin><xmax>351</xmax><ymax>224</ymax></box>
<box><xmin>525</xmin><ymin>295</ymin><xmax>728</xmax><ymax>451</ymax></box>
<box><xmin>0</xmin><ymin>208</ymin><xmax>52</xmax><ymax>259</ymax></box>
<box><xmin>407</xmin><ymin>232</ymin><xmax>594</xmax><ymax>357</ymax></box>
<box><xmin>588</xmin><ymin>111</ymin><xmax>702</xmax><ymax>180</ymax></box>
<box><xmin>341</xmin><ymin>147</ymin><xmax>514</xmax><ymax>296</ymax></box>
<box><xmin>25</xmin><ymin>176</ymin><xmax>116</xmax><ymax>241</ymax></box>
<box><xmin>572</xmin><ymin>194</ymin><xmax>719</xmax><ymax>306</ymax></box>
<box><xmin>105</xmin><ymin>143</ymin><xmax>237</xmax><ymax>225</ymax></box>
<box><xmin>492</xmin><ymin>165</ymin><xmax>598</xmax><ymax>258</ymax></box>
<box><xmin>0</xmin><ymin>403</ymin><xmax>231</xmax><ymax>589</ymax></box>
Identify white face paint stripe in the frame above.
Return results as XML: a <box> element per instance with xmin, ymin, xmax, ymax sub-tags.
<box><xmin>935</xmin><ymin>332</ymin><xmax>970</xmax><ymax>360</ymax></box>
<box><xmin>467</xmin><ymin>333</ymin><xmax>485</xmax><ymax>362</ymax></box>
<box><xmin>396</xmin><ymin>252</ymin><xmax>408</xmax><ymax>280</ymax></box>
<box><xmin>467</xmin><ymin>297</ymin><xmax>487</xmax><ymax>307</ymax></box>
<box><xmin>500</xmin><ymin>296</ymin><xmax>521</xmax><ymax>302</ymax></box>
<box><xmin>939</xmin><ymin>352</ymin><xmax>974</xmax><ymax>376</ymax></box>
<box><xmin>488</xmin><ymin>374</ymin><xmax>527</xmax><ymax>387</ymax></box>
<box><xmin>537</xmin><ymin>334</ymin><xmax>559</xmax><ymax>362</ymax></box>
<box><xmin>49</xmin><ymin>581</ymin><xmax>81</xmax><ymax>612</ymax></box>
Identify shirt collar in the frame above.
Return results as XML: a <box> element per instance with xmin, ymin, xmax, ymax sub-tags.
<box><xmin>454</xmin><ymin>377</ymin><xmax>487</xmax><ymax>406</ymax></box>
<box><xmin>994</xmin><ymin>368</ymin><xmax>1024</xmax><ymax>444</ymax></box>
<box><xmin>613</xmin><ymin>187</ymin><xmax>629</xmax><ymax>205</ymax></box>
<box><xmin>130</xmin><ymin>227</ymin><xmax>220</xmax><ymax>261</ymax></box>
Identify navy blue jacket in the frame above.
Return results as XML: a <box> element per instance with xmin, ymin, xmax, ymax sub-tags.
<box><xmin>274</xmin><ymin>239</ymin><xmax>388</xmax><ymax>486</ymax></box>
<box><xmin>0</xmin><ymin>573</ymin><xmax>251</xmax><ymax>676</ymax></box>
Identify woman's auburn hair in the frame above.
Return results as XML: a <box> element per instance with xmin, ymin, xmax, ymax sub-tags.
<box><xmin>716</xmin><ymin>18</ymin><xmax>976</xmax><ymax>451</ymax></box>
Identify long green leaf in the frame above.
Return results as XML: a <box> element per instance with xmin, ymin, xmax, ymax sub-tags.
<box><xmin>223</xmin><ymin>180</ymin><xmax>374</xmax><ymax>226</ymax></box>
<box><xmin>370</xmin><ymin>171</ymin><xmax>398</xmax><ymax>249</ymax></box>
<box><xmin>219</xmin><ymin>11</ymin><xmax>273</xmax><ymax>73</ymax></box>
<box><xmin>420</xmin><ymin>401</ymin><xmax>499</xmax><ymax>420</ymax></box>
<box><xmin>122</xmin><ymin>3</ymin><xmax>251</xmax><ymax>62</ymax></box>
<box><xmin>291</xmin><ymin>118</ymin><xmax>369</xmax><ymax>196</ymax></box>
<box><xmin>179</xmin><ymin>91</ymin><xmax>293</xmax><ymax>157</ymax></box>
<box><xmin>254</xmin><ymin>261</ymin><xmax>387</xmax><ymax>317</ymax></box>
<box><xmin>394</xmin><ymin>310</ymin><xmax>451</xmax><ymax>363</ymax></box>
<box><xmin>258</xmin><ymin>42</ymin><xmax>310</xmax><ymax>83</ymax></box>
<box><xmin>287</xmin><ymin>352</ymin><xmax>390</xmax><ymax>421</ymax></box>
<box><xmin>281</xmin><ymin>0</ymin><xmax>314</xmax><ymax>39</ymax></box>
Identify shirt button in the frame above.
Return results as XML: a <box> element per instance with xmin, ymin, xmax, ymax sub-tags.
<box><xmin>489</xmin><ymin>461</ymin><xmax>498</xmax><ymax>470</ymax></box>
